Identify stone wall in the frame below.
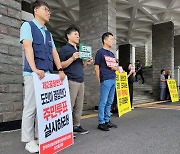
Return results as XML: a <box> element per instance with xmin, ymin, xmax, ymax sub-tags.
<box><xmin>145</xmin><ymin>42</ymin><xmax>152</xmax><ymax>66</ymax></box>
<box><xmin>79</xmin><ymin>0</ymin><xmax>116</xmax><ymax>109</ymax></box>
<box><xmin>135</xmin><ymin>46</ymin><xmax>145</xmax><ymax>67</ymax></box>
<box><xmin>0</xmin><ymin>0</ymin><xmax>22</xmax><ymax>123</ymax></box>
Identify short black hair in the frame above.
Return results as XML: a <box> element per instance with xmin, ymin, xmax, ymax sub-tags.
<box><xmin>65</xmin><ymin>25</ymin><xmax>80</xmax><ymax>41</ymax></box>
<box><xmin>136</xmin><ymin>60</ymin><xmax>140</xmax><ymax>62</ymax></box>
<box><xmin>32</xmin><ymin>0</ymin><xmax>50</xmax><ymax>16</ymax></box>
<box><xmin>102</xmin><ymin>32</ymin><xmax>113</xmax><ymax>44</ymax></box>
<box><xmin>161</xmin><ymin>69</ymin><xmax>165</xmax><ymax>74</ymax></box>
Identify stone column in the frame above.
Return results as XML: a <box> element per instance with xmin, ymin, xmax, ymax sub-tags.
<box><xmin>174</xmin><ymin>35</ymin><xmax>180</xmax><ymax>67</ymax></box>
<box><xmin>118</xmin><ymin>44</ymin><xmax>132</xmax><ymax>68</ymax></box>
<box><xmin>131</xmin><ymin>46</ymin><xmax>135</xmax><ymax>66</ymax></box>
<box><xmin>79</xmin><ymin>0</ymin><xmax>116</xmax><ymax>109</ymax></box>
<box><xmin>152</xmin><ymin>21</ymin><xmax>174</xmax><ymax>99</ymax></box>
<box><xmin>0</xmin><ymin>0</ymin><xmax>22</xmax><ymax>123</ymax></box>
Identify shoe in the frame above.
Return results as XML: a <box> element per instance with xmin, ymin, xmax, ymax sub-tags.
<box><xmin>98</xmin><ymin>123</ymin><xmax>110</xmax><ymax>131</ymax></box>
<box><xmin>111</xmin><ymin>109</ymin><xmax>118</xmax><ymax>113</ymax></box>
<box><xmin>25</xmin><ymin>140</ymin><xmax>39</xmax><ymax>153</ymax></box>
<box><xmin>94</xmin><ymin>106</ymin><xmax>98</xmax><ymax>111</ymax></box>
<box><xmin>73</xmin><ymin>126</ymin><xmax>89</xmax><ymax>135</ymax></box>
<box><xmin>131</xmin><ymin>106</ymin><xmax>134</xmax><ymax>110</ymax></box>
<box><xmin>105</xmin><ymin>121</ymin><xmax>117</xmax><ymax>128</ymax></box>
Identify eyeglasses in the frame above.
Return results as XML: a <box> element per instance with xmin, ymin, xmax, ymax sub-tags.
<box><xmin>43</xmin><ymin>7</ymin><xmax>51</xmax><ymax>14</ymax></box>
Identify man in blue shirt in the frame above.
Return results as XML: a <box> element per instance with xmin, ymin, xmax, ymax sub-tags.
<box><xmin>20</xmin><ymin>1</ymin><xmax>65</xmax><ymax>153</ymax></box>
<box><xmin>59</xmin><ymin>26</ymin><xmax>93</xmax><ymax>135</ymax></box>
<box><xmin>94</xmin><ymin>32</ymin><xmax>118</xmax><ymax>131</ymax></box>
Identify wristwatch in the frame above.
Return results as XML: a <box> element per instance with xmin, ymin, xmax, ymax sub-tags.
<box><xmin>58</xmin><ymin>68</ymin><xmax>63</xmax><ymax>71</ymax></box>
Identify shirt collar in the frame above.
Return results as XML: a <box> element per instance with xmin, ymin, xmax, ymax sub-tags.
<box><xmin>67</xmin><ymin>43</ymin><xmax>78</xmax><ymax>50</ymax></box>
<box><xmin>102</xmin><ymin>48</ymin><xmax>112</xmax><ymax>53</ymax></box>
<box><xmin>32</xmin><ymin>19</ymin><xmax>47</xmax><ymax>30</ymax></box>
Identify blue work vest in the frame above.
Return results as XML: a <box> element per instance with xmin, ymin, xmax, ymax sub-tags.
<box><xmin>24</xmin><ymin>21</ymin><xmax>53</xmax><ymax>72</ymax></box>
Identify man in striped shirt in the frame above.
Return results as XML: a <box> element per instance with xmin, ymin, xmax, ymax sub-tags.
<box><xmin>160</xmin><ymin>70</ymin><xmax>166</xmax><ymax>101</ymax></box>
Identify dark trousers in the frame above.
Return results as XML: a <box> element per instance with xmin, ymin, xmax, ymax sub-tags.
<box><xmin>135</xmin><ymin>71</ymin><xmax>144</xmax><ymax>83</ymax></box>
<box><xmin>166</xmin><ymin>85</ymin><xmax>170</xmax><ymax>100</ymax></box>
<box><xmin>129</xmin><ymin>83</ymin><xmax>133</xmax><ymax>108</ymax></box>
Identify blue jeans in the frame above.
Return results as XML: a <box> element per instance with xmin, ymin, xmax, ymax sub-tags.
<box><xmin>98</xmin><ymin>79</ymin><xmax>116</xmax><ymax>124</ymax></box>
<box><xmin>160</xmin><ymin>87</ymin><xmax>166</xmax><ymax>100</ymax></box>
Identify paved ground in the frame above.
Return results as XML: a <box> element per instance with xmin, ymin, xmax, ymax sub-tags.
<box><xmin>1</xmin><ymin>102</ymin><xmax>180</xmax><ymax>154</ymax></box>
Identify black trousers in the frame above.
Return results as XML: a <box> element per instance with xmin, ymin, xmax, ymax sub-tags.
<box><xmin>135</xmin><ymin>71</ymin><xmax>144</xmax><ymax>83</ymax></box>
<box><xmin>129</xmin><ymin>83</ymin><xmax>133</xmax><ymax>108</ymax></box>
<box><xmin>166</xmin><ymin>85</ymin><xmax>170</xmax><ymax>100</ymax></box>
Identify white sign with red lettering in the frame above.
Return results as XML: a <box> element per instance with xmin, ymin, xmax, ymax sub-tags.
<box><xmin>104</xmin><ymin>55</ymin><xmax>118</xmax><ymax>67</ymax></box>
<box><xmin>33</xmin><ymin>73</ymin><xmax>73</xmax><ymax>154</ymax></box>
<box><xmin>130</xmin><ymin>65</ymin><xmax>135</xmax><ymax>73</ymax></box>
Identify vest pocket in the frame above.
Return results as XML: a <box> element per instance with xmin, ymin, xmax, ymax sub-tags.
<box><xmin>33</xmin><ymin>42</ymin><xmax>46</xmax><ymax>59</ymax></box>
<box><xmin>35</xmin><ymin>50</ymin><xmax>46</xmax><ymax>59</ymax></box>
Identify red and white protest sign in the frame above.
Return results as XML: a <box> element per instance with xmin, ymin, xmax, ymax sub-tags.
<box><xmin>130</xmin><ymin>65</ymin><xmax>135</xmax><ymax>73</ymax></box>
<box><xmin>33</xmin><ymin>73</ymin><xmax>73</xmax><ymax>154</ymax></box>
<box><xmin>104</xmin><ymin>55</ymin><xmax>118</xmax><ymax>67</ymax></box>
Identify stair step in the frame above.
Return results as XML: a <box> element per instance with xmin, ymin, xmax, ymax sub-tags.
<box><xmin>133</xmin><ymin>99</ymin><xmax>156</xmax><ymax>105</ymax></box>
<box><xmin>133</xmin><ymin>71</ymin><xmax>155</xmax><ymax>104</ymax></box>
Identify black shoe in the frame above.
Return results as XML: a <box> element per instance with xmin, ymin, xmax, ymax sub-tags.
<box><xmin>73</xmin><ymin>134</ymin><xmax>76</xmax><ymax>139</ymax></box>
<box><xmin>105</xmin><ymin>121</ymin><xmax>117</xmax><ymax>128</ymax></box>
<box><xmin>73</xmin><ymin>126</ymin><xmax>89</xmax><ymax>135</ymax></box>
<box><xmin>94</xmin><ymin>106</ymin><xmax>98</xmax><ymax>111</ymax></box>
<box><xmin>98</xmin><ymin>123</ymin><xmax>110</xmax><ymax>131</ymax></box>
<box><xmin>111</xmin><ymin>109</ymin><xmax>118</xmax><ymax>113</ymax></box>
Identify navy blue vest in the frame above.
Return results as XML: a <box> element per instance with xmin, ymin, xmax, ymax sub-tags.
<box><xmin>24</xmin><ymin>21</ymin><xmax>53</xmax><ymax>72</ymax></box>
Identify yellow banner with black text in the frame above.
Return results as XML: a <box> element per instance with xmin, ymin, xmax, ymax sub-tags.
<box><xmin>167</xmin><ymin>79</ymin><xmax>179</xmax><ymax>102</ymax></box>
<box><xmin>116</xmin><ymin>71</ymin><xmax>131</xmax><ymax>117</ymax></box>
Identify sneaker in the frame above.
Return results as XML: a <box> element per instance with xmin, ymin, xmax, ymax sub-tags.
<box><xmin>98</xmin><ymin>123</ymin><xmax>110</xmax><ymax>131</ymax></box>
<box><xmin>131</xmin><ymin>106</ymin><xmax>134</xmax><ymax>110</ymax></box>
<box><xmin>73</xmin><ymin>126</ymin><xmax>89</xmax><ymax>135</ymax></box>
<box><xmin>25</xmin><ymin>140</ymin><xmax>39</xmax><ymax>153</ymax></box>
<box><xmin>105</xmin><ymin>121</ymin><xmax>117</xmax><ymax>128</ymax></box>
